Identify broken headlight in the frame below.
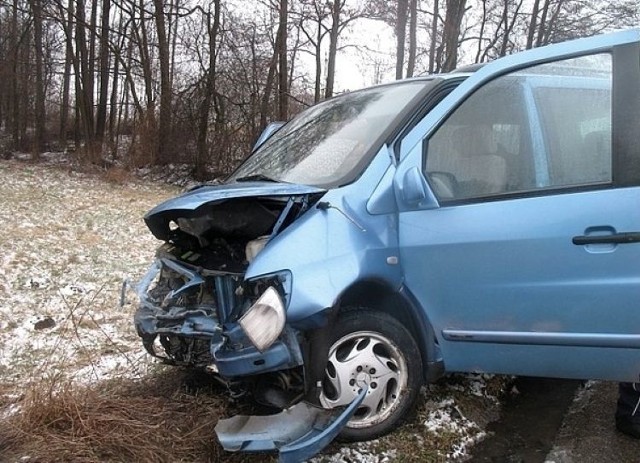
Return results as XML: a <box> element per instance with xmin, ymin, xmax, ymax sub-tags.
<box><xmin>238</xmin><ymin>286</ymin><xmax>285</xmax><ymax>352</ymax></box>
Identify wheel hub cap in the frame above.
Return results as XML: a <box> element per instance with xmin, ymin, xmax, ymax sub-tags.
<box><xmin>355</xmin><ymin>371</ymin><xmax>371</xmax><ymax>387</ymax></box>
<box><xmin>319</xmin><ymin>330</ymin><xmax>408</xmax><ymax>429</ymax></box>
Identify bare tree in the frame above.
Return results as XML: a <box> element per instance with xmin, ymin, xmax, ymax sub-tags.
<box><xmin>277</xmin><ymin>0</ymin><xmax>288</xmax><ymax>120</ymax></box>
<box><xmin>441</xmin><ymin>0</ymin><xmax>468</xmax><ymax>72</ymax></box>
<box><xmin>526</xmin><ymin>0</ymin><xmax>541</xmax><ymax>49</ymax></box>
<box><xmin>153</xmin><ymin>0</ymin><xmax>172</xmax><ymax>164</ymax></box>
<box><xmin>498</xmin><ymin>0</ymin><xmax>524</xmax><ymax>56</ymax></box>
<box><xmin>406</xmin><ymin>0</ymin><xmax>417</xmax><ymax>77</ymax></box>
<box><xmin>325</xmin><ymin>0</ymin><xmax>341</xmax><ymax>98</ymax></box>
<box><xmin>28</xmin><ymin>0</ymin><xmax>45</xmax><ymax>157</ymax></box>
<box><xmin>58</xmin><ymin>0</ymin><xmax>74</xmax><ymax>142</ymax></box>
<box><xmin>428</xmin><ymin>0</ymin><xmax>439</xmax><ymax>73</ymax></box>
<box><xmin>474</xmin><ymin>0</ymin><xmax>521</xmax><ymax>62</ymax></box>
<box><xmin>325</xmin><ymin>0</ymin><xmax>363</xmax><ymax>98</ymax></box>
<box><xmin>297</xmin><ymin>0</ymin><xmax>330</xmax><ymax>102</ymax></box>
<box><xmin>74</xmin><ymin>0</ymin><xmax>96</xmax><ymax>153</ymax></box>
<box><xmin>395</xmin><ymin>0</ymin><xmax>408</xmax><ymax>79</ymax></box>
<box><xmin>196</xmin><ymin>0</ymin><xmax>221</xmax><ymax>178</ymax></box>
<box><xmin>1</xmin><ymin>0</ymin><xmax>636</xmax><ymax>176</ymax></box>
<box><xmin>95</xmin><ymin>0</ymin><xmax>111</xmax><ymax>141</ymax></box>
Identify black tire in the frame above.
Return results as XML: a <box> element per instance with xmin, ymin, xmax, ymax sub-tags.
<box><xmin>318</xmin><ymin>308</ymin><xmax>423</xmax><ymax>441</ymax></box>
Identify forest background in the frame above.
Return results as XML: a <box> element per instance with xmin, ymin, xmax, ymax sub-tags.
<box><xmin>1</xmin><ymin>0</ymin><xmax>638</xmax><ymax>179</ymax></box>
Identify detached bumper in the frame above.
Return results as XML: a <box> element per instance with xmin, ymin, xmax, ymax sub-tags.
<box><xmin>216</xmin><ymin>387</ymin><xmax>367</xmax><ymax>462</ymax></box>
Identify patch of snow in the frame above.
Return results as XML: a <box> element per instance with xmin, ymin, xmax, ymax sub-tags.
<box><xmin>310</xmin><ymin>441</ymin><xmax>396</xmax><ymax>463</ymax></box>
<box><xmin>424</xmin><ymin>397</ymin><xmax>486</xmax><ymax>460</ymax></box>
<box><xmin>0</xmin><ymin>403</ymin><xmax>21</xmax><ymax>420</ymax></box>
<box><xmin>0</xmin><ymin>160</ymin><xmax>176</xmax><ymax>387</ymax></box>
<box><xmin>73</xmin><ymin>352</ymin><xmax>154</xmax><ymax>384</ymax></box>
<box><xmin>573</xmin><ymin>380</ymin><xmax>598</xmax><ymax>403</ymax></box>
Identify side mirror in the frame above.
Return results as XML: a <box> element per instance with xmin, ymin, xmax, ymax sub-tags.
<box><xmin>402</xmin><ymin>166</ymin><xmax>439</xmax><ymax>209</ymax></box>
<box><xmin>253</xmin><ymin>122</ymin><xmax>286</xmax><ymax>152</ymax></box>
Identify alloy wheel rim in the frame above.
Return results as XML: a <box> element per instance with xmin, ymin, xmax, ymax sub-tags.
<box><xmin>319</xmin><ymin>330</ymin><xmax>408</xmax><ymax>428</ymax></box>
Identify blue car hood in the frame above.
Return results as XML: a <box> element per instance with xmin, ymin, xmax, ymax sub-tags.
<box><xmin>144</xmin><ymin>181</ymin><xmax>325</xmax><ymax>241</ymax></box>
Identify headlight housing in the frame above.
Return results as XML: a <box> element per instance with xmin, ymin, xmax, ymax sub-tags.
<box><xmin>238</xmin><ymin>286</ymin><xmax>286</xmax><ymax>352</ymax></box>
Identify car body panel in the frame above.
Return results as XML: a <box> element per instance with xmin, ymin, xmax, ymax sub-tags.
<box><xmin>144</xmin><ymin>181</ymin><xmax>325</xmax><ymax>240</ymax></box>
<box><xmin>246</xmin><ymin>146</ymin><xmax>404</xmax><ymax>324</ymax></box>
<box><xmin>398</xmin><ymin>188</ymin><xmax>640</xmax><ymax>380</ymax></box>
<box><xmin>215</xmin><ymin>387</ymin><xmax>367</xmax><ymax>462</ymax></box>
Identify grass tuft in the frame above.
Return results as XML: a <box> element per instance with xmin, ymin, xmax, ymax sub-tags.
<box><xmin>0</xmin><ymin>370</ymin><xmax>234</xmax><ymax>463</ymax></box>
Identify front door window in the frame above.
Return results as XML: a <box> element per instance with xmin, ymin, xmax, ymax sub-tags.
<box><xmin>425</xmin><ymin>54</ymin><xmax>612</xmax><ymax>201</ymax></box>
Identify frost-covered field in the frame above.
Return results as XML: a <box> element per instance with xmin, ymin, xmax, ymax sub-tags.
<box><xmin>0</xmin><ymin>159</ymin><xmax>177</xmax><ymax>386</ymax></box>
<box><xmin>0</xmin><ymin>158</ymin><xmax>508</xmax><ymax>462</ymax></box>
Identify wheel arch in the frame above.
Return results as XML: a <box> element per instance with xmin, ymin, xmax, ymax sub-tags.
<box><xmin>335</xmin><ymin>278</ymin><xmax>443</xmax><ymax>383</ymax></box>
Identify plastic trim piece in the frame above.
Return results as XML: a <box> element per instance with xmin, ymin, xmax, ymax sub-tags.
<box><xmin>215</xmin><ymin>387</ymin><xmax>367</xmax><ymax>462</ymax></box>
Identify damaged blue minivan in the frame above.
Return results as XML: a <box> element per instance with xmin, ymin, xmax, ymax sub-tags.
<box><xmin>128</xmin><ymin>29</ymin><xmax>640</xmax><ymax>461</ymax></box>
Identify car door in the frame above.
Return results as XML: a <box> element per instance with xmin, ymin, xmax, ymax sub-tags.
<box><xmin>394</xmin><ymin>30</ymin><xmax>640</xmax><ymax>382</ymax></box>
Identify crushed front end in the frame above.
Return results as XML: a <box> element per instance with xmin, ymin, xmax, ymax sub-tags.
<box><xmin>131</xmin><ymin>245</ymin><xmax>302</xmax><ymax>379</ymax></box>
<box><xmin>126</xmin><ymin>183</ymin><xmax>327</xmax><ymax>401</ymax></box>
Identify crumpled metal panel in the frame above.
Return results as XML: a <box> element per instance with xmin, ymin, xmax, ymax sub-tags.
<box><xmin>215</xmin><ymin>387</ymin><xmax>367</xmax><ymax>462</ymax></box>
<box><xmin>145</xmin><ymin>181</ymin><xmax>324</xmax><ymax>218</ymax></box>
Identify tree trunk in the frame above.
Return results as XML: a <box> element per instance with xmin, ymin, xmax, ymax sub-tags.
<box><xmin>325</xmin><ymin>0</ymin><xmax>341</xmax><ymax>99</ymax></box>
<box><xmin>196</xmin><ymin>0</ymin><xmax>220</xmax><ymax>179</ymax></box>
<box><xmin>406</xmin><ymin>0</ymin><xmax>417</xmax><ymax>77</ymax></box>
<box><xmin>95</xmin><ymin>0</ymin><xmax>111</xmax><ymax>141</ymax></box>
<box><xmin>475</xmin><ymin>0</ymin><xmax>488</xmax><ymax>63</ymax></box>
<box><xmin>536</xmin><ymin>0</ymin><xmax>553</xmax><ymax>47</ymax></box>
<box><xmin>498</xmin><ymin>0</ymin><xmax>510</xmax><ymax>56</ymax></box>
<box><xmin>19</xmin><ymin>39</ymin><xmax>30</xmax><ymax>146</ymax></box>
<box><xmin>441</xmin><ymin>0</ymin><xmax>467</xmax><ymax>72</ymax></box>
<box><xmin>277</xmin><ymin>0</ymin><xmax>288</xmax><ymax>120</ymax></box>
<box><xmin>499</xmin><ymin>0</ymin><xmax>524</xmax><ymax>57</ymax></box>
<box><xmin>428</xmin><ymin>0</ymin><xmax>439</xmax><ymax>73</ymax></box>
<box><xmin>260</xmin><ymin>51</ymin><xmax>277</xmax><ymax>129</ymax></box>
<box><xmin>28</xmin><ymin>0</ymin><xmax>45</xmax><ymax>157</ymax></box>
<box><xmin>395</xmin><ymin>0</ymin><xmax>408</xmax><ymax>80</ymax></box>
<box><xmin>314</xmin><ymin>22</ymin><xmax>322</xmax><ymax>103</ymax></box>
<box><xmin>75</xmin><ymin>0</ymin><xmax>96</xmax><ymax>157</ymax></box>
<box><xmin>88</xmin><ymin>0</ymin><xmax>98</xmax><ymax>126</ymax></box>
<box><xmin>169</xmin><ymin>0</ymin><xmax>180</xmax><ymax>89</ymax></box>
<box><xmin>109</xmin><ymin>49</ymin><xmax>119</xmax><ymax>137</ymax></box>
<box><xmin>526</xmin><ymin>0</ymin><xmax>541</xmax><ymax>49</ymax></box>
<box><xmin>137</xmin><ymin>0</ymin><xmax>154</xmax><ymax>110</ymax></box>
<box><xmin>10</xmin><ymin>0</ymin><xmax>19</xmax><ymax>146</ymax></box>
<box><xmin>109</xmin><ymin>9</ymin><xmax>125</xmax><ymax>137</ymax></box>
<box><xmin>153</xmin><ymin>0</ymin><xmax>173</xmax><ymax>164</ymax></box>
<box><xmin>59</xmin><ymin>0</ymin><xmax>74</xmax><ymax>143</ymax></box>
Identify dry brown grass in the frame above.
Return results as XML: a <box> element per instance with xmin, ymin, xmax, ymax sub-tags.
<box><xmin>0</xmin><ymin>370</ymin><xmax>249</xmax><ymax>463</ymax></box>
<box><xmin>127</xmin><ymin>113</ymin><xmax>158</xmax><ymax>168</ymax></box>
<box><xmin>103</xmin><ymin>166</ymin><xmax>132</xmax><ymax>184</ymax></box>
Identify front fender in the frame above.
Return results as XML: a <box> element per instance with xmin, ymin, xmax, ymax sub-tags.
<box><xmin>246</xmin><ymin>152</ymin><xmax>403</xmax><ymax>326</ymax></box>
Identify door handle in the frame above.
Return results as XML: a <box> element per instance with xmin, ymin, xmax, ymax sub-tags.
<box><xmin>572</xmin><ymin>232</ymin><xmax>640</xmax><ymax>245</ymax></box>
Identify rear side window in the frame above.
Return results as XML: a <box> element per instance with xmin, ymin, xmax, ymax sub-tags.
<box><xmin>425</xmin><ymin>53</ymin><xmax>612</xmax><ymax>201</ymax></box>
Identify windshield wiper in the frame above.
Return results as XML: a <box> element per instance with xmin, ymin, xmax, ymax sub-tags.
<box><xmin>235</xmin><ymin>174</ymin><xmax>280</xmax><ymax>183</ymax></box>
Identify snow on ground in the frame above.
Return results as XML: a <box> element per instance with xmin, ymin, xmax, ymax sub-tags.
<box><xmin>423</xmin><ymin>397</ymin><xmax>487</xmax><ymax>460</ymax></box>
<box><xmin>0</xmin><ymin>159</ymin><xmax>177</xmax><ymax>387</ymax></box>
<box><xmin>310</xmin><ymin>443</ymin><xmax>397</xmax><ymax>463</ymax></box>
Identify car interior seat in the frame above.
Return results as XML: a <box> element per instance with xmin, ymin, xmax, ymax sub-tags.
<box><xmin>430</xmin><ymin>125</ymin><xmax>507</xmax><ymax>198</ymax></box>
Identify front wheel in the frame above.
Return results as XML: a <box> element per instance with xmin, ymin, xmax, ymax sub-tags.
<box><xmin>318</xmin><ymin>309</ymin><xmax>423</xmax><ymax>441</ymax></box>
